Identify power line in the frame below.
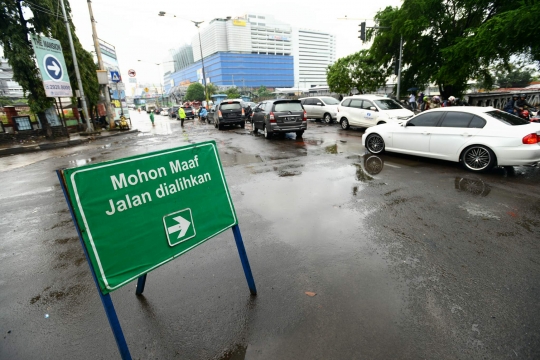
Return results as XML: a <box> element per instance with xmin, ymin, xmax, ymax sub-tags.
<box><xmin>23</xmin><ymin>0</ymin><xmax>71</xmax><ymax>19</ymax></box>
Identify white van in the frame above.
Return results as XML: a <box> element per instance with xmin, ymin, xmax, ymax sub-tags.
<box><xmin>337</xmin><ymin>95</ymin><xmax>414</xmax><ymax>130</ymax></box>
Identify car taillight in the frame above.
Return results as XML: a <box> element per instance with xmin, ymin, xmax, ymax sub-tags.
<box><xmin>522</xmin><ymin>133</ymin><xmax>539</xmax><ymax>144</ymax></box>
<box><xmin>242</xmin><ymin>108</ymin><xmax>245</xmax><ymax>116</ymax></box>
<box><xmin>218</xmin><ymin>110</ymin><xmax>222</xmax><ymax>118</ymax></box>
<box><xmin>303</xmin><ymin>110</ymin><xmax>307</xmax><ymax>121</ymax></box>
<box><xmin>269</xmin><ymin>112</ymin><xmax>276</xmax><ymax>123</ymax></box>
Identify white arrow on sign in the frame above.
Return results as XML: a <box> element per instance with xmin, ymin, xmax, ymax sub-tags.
<box><xmin>167</xmin><ymin>216</ymin><xmax>191</xmax><ymax>239</ymax></box>
<box><xmin>47</xmin><ymin>61</ymin><xmax>61</xmax><ymax>76</ymax></box>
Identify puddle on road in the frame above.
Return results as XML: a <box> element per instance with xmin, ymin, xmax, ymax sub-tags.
<box><xmin>68</xmin><ymin>157</ymin><xmax>97</xmax><ymax>166</ymax></box>
<box><xmin>220</xmin><ymin>153</ymin><xmax>264</xmax><ymax>167</ymax></box>
<box><xmin>454</xmin><ymin>177</ymin><xmax>491</xmax><ymax>197</ymax></box>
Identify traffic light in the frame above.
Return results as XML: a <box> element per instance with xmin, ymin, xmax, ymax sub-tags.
<box><xmin>358</xmin><ymin>22</ymin><xmax>366</xmax><ymax>41</ymax></box>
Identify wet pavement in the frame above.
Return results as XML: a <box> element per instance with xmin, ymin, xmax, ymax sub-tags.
<box><xmin>1</xmin><ymin>111</ymin><xmax>539</xmax><ymax>359</ymax></box>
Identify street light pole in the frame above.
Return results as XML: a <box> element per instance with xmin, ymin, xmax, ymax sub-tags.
<box><xmin>396</xmin><ymin>35</ymin><xmax>403</xmax><ymax>101</ymax></box>
<box><xmin>87</xmin><ymin>0</ymin><xmax>114</xmax><ymax>128</ymax></box>
<box><xmin>193</xmin><ymin>21</ymin><xmax>210</xmax><ymax>108</ymax></box>
<box><xmin>60</xmin><ymin>0</ymin><xmax>93</xmax><ymax>132</ymax></box>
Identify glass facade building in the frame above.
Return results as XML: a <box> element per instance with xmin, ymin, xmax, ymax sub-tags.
<box><xmin>164</xmin><ymin>52</ymin><xmax>293</xmax><ymax>93</ymax></box>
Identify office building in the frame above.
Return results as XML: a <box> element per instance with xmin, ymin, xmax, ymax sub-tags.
<box><xmin>292</xmin><ymin>29</ymin><xmax>336</xmax><ymax>88</ymax></box>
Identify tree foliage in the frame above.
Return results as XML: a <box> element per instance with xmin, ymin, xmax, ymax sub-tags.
<box><xmin>369</xmin><ymin>0</ymin><xmax>539</xmax><ymax>99</ymax></box>
<box><xmin>206</xmin><ymin>83</ymin><xmax>218</xmax><ymax>97</ymax></box>
<box><xmin>496</xmin><ymin>66</ymin><xmax>534</xmax><ymax>88</ymax></box>
<box><xmin>185</xmin><ymin>82</ymin><xmax>205</xmax><ymax>101</ymax></box>
<box><xmin>326</xmin><ymin>50</ymin><xmax>389</xmax><ymax>94</ymax></box>
<box><xmin>0</xmin><ymin>0</ymin><xmax>99</xmax><ymax>116</ymax></box>
<box><xmin>225</xmin><ymin>87</ymin><xmax>240</xmax><ymax>99</ymax></box>
<box><xmin>254</xmin><ymin>85</ymin><xmax>272</xmax><ymax>98</ymax></box>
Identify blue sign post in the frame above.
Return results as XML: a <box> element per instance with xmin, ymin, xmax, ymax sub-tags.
<box><xmin>110</xmin><ymin>70</ymin><xmax>121</xmax><ymax>83</ymax></box>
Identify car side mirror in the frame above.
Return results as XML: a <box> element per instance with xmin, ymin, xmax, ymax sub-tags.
<box><xmin>369</xmin><ymin>106</ymin><xmax>377</xmax><ymax>111</ymax></box>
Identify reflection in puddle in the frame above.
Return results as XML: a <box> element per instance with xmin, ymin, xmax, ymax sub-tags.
<box><xmin>69</xmin><ymin>157</ymin><xmax>97</xmax><ymax>166</ymax></box>
<box><xmin>454</xmin><ymin>177</ymin><xmax>491</xmax><ymax>197</ymax></box>
<box><xmin>325</xmin><ymin>144</ymin><xmax>338</xmax><ymax>154</ymax></box>
<box><xmin>352</xmin><ymin>154</ymin><xmax>385</xmax><ymax>181</ymax></box>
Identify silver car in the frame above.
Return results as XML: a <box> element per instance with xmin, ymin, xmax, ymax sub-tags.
<box><xmin>299</xmin><ymin>96</ymin><xmax>340</xmax><ymax>124</ymax></box>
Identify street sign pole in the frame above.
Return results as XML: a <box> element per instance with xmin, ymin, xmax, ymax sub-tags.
<box><xmin>59</xmin><ymin>0</ymin><xmax>93</xmax><ymax>132</ymax></box>
<box><xmin>56</xmin><ymin>170</ymin><xmax>131</xmax><ymax>360</ymax></box>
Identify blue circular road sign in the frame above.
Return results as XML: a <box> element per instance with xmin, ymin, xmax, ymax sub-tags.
<box><xmin>43</xmin><ymin>54</ymin><xmax>63</xmax><ymax>82</ymax></box>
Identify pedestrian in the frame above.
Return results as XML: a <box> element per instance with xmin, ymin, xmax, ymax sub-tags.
<box><xmin>423</xmin><ymin>96</ymin><xmax>431</xmax><ymax>111</ymax></box>
<box><xmin>409</xmin><ymin>93</ymin><xmax>417</xmax><ymax>111</ymax></box>
<box><xmin>431</xmin><ymin>96</ymin><xmax>441</xmax><ymax>109</ymax></box>
<box><xmin>338</xmin><ymin>94</ymin><xmax>343</xmax><ymax>101</ymax></box>
<box><xmin>178</xmin><ymin>107</ymin><xmax>186</xmax><ymax>127</ymax></box>
<box><xmin>149</xmin><ymin>111</ymin><xmax>155</xmax><ymax>126</ymax></box>
<box><xmin>418</xmin><ymin>92</ymin><xmax>424</xmax><ymax>111</ymax></box>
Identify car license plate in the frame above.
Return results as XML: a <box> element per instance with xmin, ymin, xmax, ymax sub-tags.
<box><xmin>286</xmin><ymin>117</ymin><xmax>296</xmax><ymax>122</ymax></box>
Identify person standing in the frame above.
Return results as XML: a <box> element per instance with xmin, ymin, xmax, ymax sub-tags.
<box><xmin>149</xmin><ymin>111</ymin><xmax>155</xmax><ymax>126</ymax></box>
<box><xmin>409</xmin><ymin>93</ymin><xmax>417</xmax><ymax>111</ymax></box>
<box><xmin>178</xmin><ymin>107</ymin><xmax>186</xmax><ymax>127</ymax></box>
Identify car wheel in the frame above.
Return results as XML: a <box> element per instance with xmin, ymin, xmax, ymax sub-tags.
<box><xmin>365</xmin><ymin>134</ymin><xmax>385</xmax><ymax>154</ymax></box>
<box><xmin>253</xmin><ymin>122</ymin><xmax>259</xmax><ymax>133</ymax></box>
<box><xmin>340</xmin><ymin>118</ymin><xmax>350</xmax><ymax>130</ymax></box>
<box><xmin>323</xmin><ymin>113</ymin><xmax>332</xmax><ymax>124</ymax></box>
<box><xmin>296</xmin><ymin>130</ymin><xmax>304</xmax><ymax>138</ymax></box>
<box><xmin>218</xmin><ymin>122</ymin><xmax>224</xmax><ymax>130</ymax></box>
<box><xmin>461</xmin><ymin>145</ymin><xmax>496</xmax><ymax>172</ymax></box>
<box><xmin>241</xmin><ymin>121</ymin><xmax>245</xmax><ymax>129</ymax></box>
<box><xmin>264</xmin><ymin>125</ymin><xmax>272</xmax><ymax>139</ymax></box>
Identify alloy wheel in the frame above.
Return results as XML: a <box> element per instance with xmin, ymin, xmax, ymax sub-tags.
<box><xmin>463</xmin><ymin>147</ymin><xmax>491</xmax><ymax>171</ymax></box>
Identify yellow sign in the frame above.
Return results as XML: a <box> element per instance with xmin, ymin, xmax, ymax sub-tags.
<box><xmin>144</xmin><ymin>87</ymin><xmax>149</xmax><ymax>92</ymax></box>
<box><xmin>232</xmin><ymin>19</ymin><xmax>246</xmax><ymax>27</ymax></box>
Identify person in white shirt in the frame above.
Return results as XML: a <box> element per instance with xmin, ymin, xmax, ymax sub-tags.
<box><xmin>409</xmin><ymin>93</ymin><xmax>417</xmax><ymax>111</ymax></box>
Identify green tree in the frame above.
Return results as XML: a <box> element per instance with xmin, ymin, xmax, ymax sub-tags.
<box><xmin>0</xmin><ymin>0</ymin><xmax>99</xmax><ymax>121</ymax></box>
<box><xmin>496</xmin><ymin>66</ymin><xmax>534</xmax><ymax>88</ymax></box>
<box><xmin>327</xmin><ymin>50</ymin><xmax>388</xmax><ymax>94</ymax></box>
<box><xmin>369</xmin><ymin>1</ymin><xmax>538</xmax><ymax>99</ymax></box>
<box><xmin>225</xmin><ymin>87</ymin><xmax>240</xmax><ymax>99</ymax></box>
<box><xmin>206</xmin><ymin>83</ymin><xmax>218</xmax><ymax>97</ymax></box>
<box><xmin>185</xmin><ymin>82</ymin><xmax>205</xmax><ymax>101</ymax></box>
<box><xmin>255</xmin><ymin>85</ymin><xmax>272</xmax><ymax>98</ymax></box>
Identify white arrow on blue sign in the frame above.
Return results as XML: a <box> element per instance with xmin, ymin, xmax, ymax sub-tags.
<box><xmin>44</xmin><ymin>54</ymin><xmax>63</xmax><ymax>81</ymax></box>
<box><xmin>110</xmin><ymin>71</ymin><xmax>121</xmax><ymax>83</ymax></box>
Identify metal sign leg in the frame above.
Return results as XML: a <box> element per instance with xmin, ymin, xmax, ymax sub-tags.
<box><xmin>56</xmin><ymin>171</ymin><xmax>132</xmax><ymax>360</ymax></box>
<box><xmin>135</xmin><ymin>274</ymin><xmax>147</xmax><ymax>295</ymax></box>
<box><xmin>231</xmin><ymin>225</ymin><xmax>257</xmax><ymax>295</ymax></box>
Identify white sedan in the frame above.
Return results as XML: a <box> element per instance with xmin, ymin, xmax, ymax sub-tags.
<box><xmin>362</xmin><ymin>107</ymin><xmax>540</xmax><ymax>172</ymax></box>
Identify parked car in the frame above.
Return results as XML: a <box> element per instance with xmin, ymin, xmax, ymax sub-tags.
<box><xmin>168</xmin><ymin>106</ymin><xmax>179</xmax><ymax>118</ymax></box>
<box><xmin>338</xmin><ymin>95</ymin><xmax>414</xmax><ymax>130</ymax></box>
<box><xmin>299</xmin><ymin>96</ymin><xmax>340</xmax><ymax>123</ymax></box>
<box><xmin>182</xmin><ymin>106</ymin><xmax>195</xmax><ymax>119</ymax></box>
<box><xmin>251</xmin><ymin>99</ymin><xmax>307</xmax><ymax>139</ymax></box>
<box><xmin>213</xmin><ymin>100</ymin><xmax>246</xmax><ymax>130</ymax></box>
<box><xmin>160</xmin><ymin>107</ymin><xmax>169</xmax><ymax>116</ymax></box>
<box><xmin>362</xmin><ymin>107</ymin><xmax>540</xmax><ymax>172</ymax></box>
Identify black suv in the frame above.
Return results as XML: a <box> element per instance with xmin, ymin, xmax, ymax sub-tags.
<box><xmin>213</xmin><ymin>100</ymin><xmax>246</xmax><ymax>130</ymax></box>
<box><xmin>169</xmin><ymin>106</ymin><xmax>180</xmax><ymax>118</ymax></box>
<box><xmin>251</xmin><ymin>99</ymin><xmax>306</xmax><ymax>139</ymax></box>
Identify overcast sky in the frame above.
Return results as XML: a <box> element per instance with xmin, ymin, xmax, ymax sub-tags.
<box><xmin>68</xmin><ymin>0</ymin><xmax>403</xmax><ymax>84</ymax></box>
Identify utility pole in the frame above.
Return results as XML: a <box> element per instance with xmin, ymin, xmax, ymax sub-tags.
<box><xmin>396</xmin><ymin>35</ymin><xmax>403</xmax><ymax>101</ymax></box>
<box><xmin>60</xmin><ymin>0</ymin><xmax>93</xmax><ymax>132</ymax></box>
<box><xmin>87</xmin><ymin>0</ymin><xmax>114</xmax><ymax>128</ymax></box>
<box><xmin>193</xmin><ymin>21</ymin><xmax>210</xmax><ymax>108</ymax></box>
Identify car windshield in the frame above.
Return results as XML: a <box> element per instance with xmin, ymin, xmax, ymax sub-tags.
<box><xmin>485</xmin><ymin>110</ymin><xmax>530</xmax><ymax>125</ymax></box>
<box><xmin>221</xmin><ymin>103</ymin><xmax>241</xmax><ymax>110</ymax></box>
<box><xmin>374</xmin><ymin>99</ymin><xmax>403</xmax><ymax>110</ymax></box>
<box><xmin>274</xmin><ymin>102</ymin><xmax>303</xmax><ymax>112</ymax></box>
<box><xmin>320</xmin><ymin>97</ymin><xmax>340</xmax><ymax>105</ymax></box>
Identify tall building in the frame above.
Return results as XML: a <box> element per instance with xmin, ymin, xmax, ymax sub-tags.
<box><xmin>163</xmin><ymin>13</ymin><xmax>335</xmax><ymax>92</ymax></box>
<box><xmin>292</xmin><ymin>29</ymin><xmax>336</xmax><ymax>88</ymax></box>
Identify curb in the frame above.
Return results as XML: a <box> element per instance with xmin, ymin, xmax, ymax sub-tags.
<box><xmin>0</xmin><ymin>129</ymin><xmax>139</xmax><ymax>157</ymax></box>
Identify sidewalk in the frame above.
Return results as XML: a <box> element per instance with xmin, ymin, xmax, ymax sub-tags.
<box><xmin>0</xmin><ymin>128</ymin><xmax>139</xmax><ymax>156</ymax></box>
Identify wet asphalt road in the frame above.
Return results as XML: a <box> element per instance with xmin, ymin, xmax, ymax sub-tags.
<box><xmin>1</xmin><ymin>112</ymin><xmax>539</xmax><ymax>359</ymax></box>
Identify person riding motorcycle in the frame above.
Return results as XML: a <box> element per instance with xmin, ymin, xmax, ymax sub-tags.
<box><xmin>514</xmin><ymin>94</ymin><xmax>535</xmax><ymax>112</ymax></box>
<box><xmin>443</xmin><ymin>96</ymin><xmax>456</xmax><ymax>107</ymax></box>
<box><xmin>431</xmin><ymin>96</ymin><xmax>442</xmax><ymax>109</ymax></box>
<box><xmin>503</xmin><ymin>94</ymin><xmax>519</xmax><ymax>114</ymax></box>
<box><xmin>198</xmin><ymin>106</ymin><xmax>208</xmax><ymax>122</ymax></box>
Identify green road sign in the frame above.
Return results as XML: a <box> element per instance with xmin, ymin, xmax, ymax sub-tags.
<box><xmin>61</xmin><ymin>141</ymin><xmax>237</xmax><ymax>294</ymax></box>
<box><xmin>30</xmin><ymin>35</ymin><xmax>73</xmax><ymax>97</ymax></box>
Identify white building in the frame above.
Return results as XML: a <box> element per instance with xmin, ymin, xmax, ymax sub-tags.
<box><xmin>292</xmin><ymin>29</ymin><xmax>336</xmax><ymax>88</ymax></box>
<box><xmin>187</xmin><ymin>13</ymin><xmax>336</xmax><ymax>87</ymax></box>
